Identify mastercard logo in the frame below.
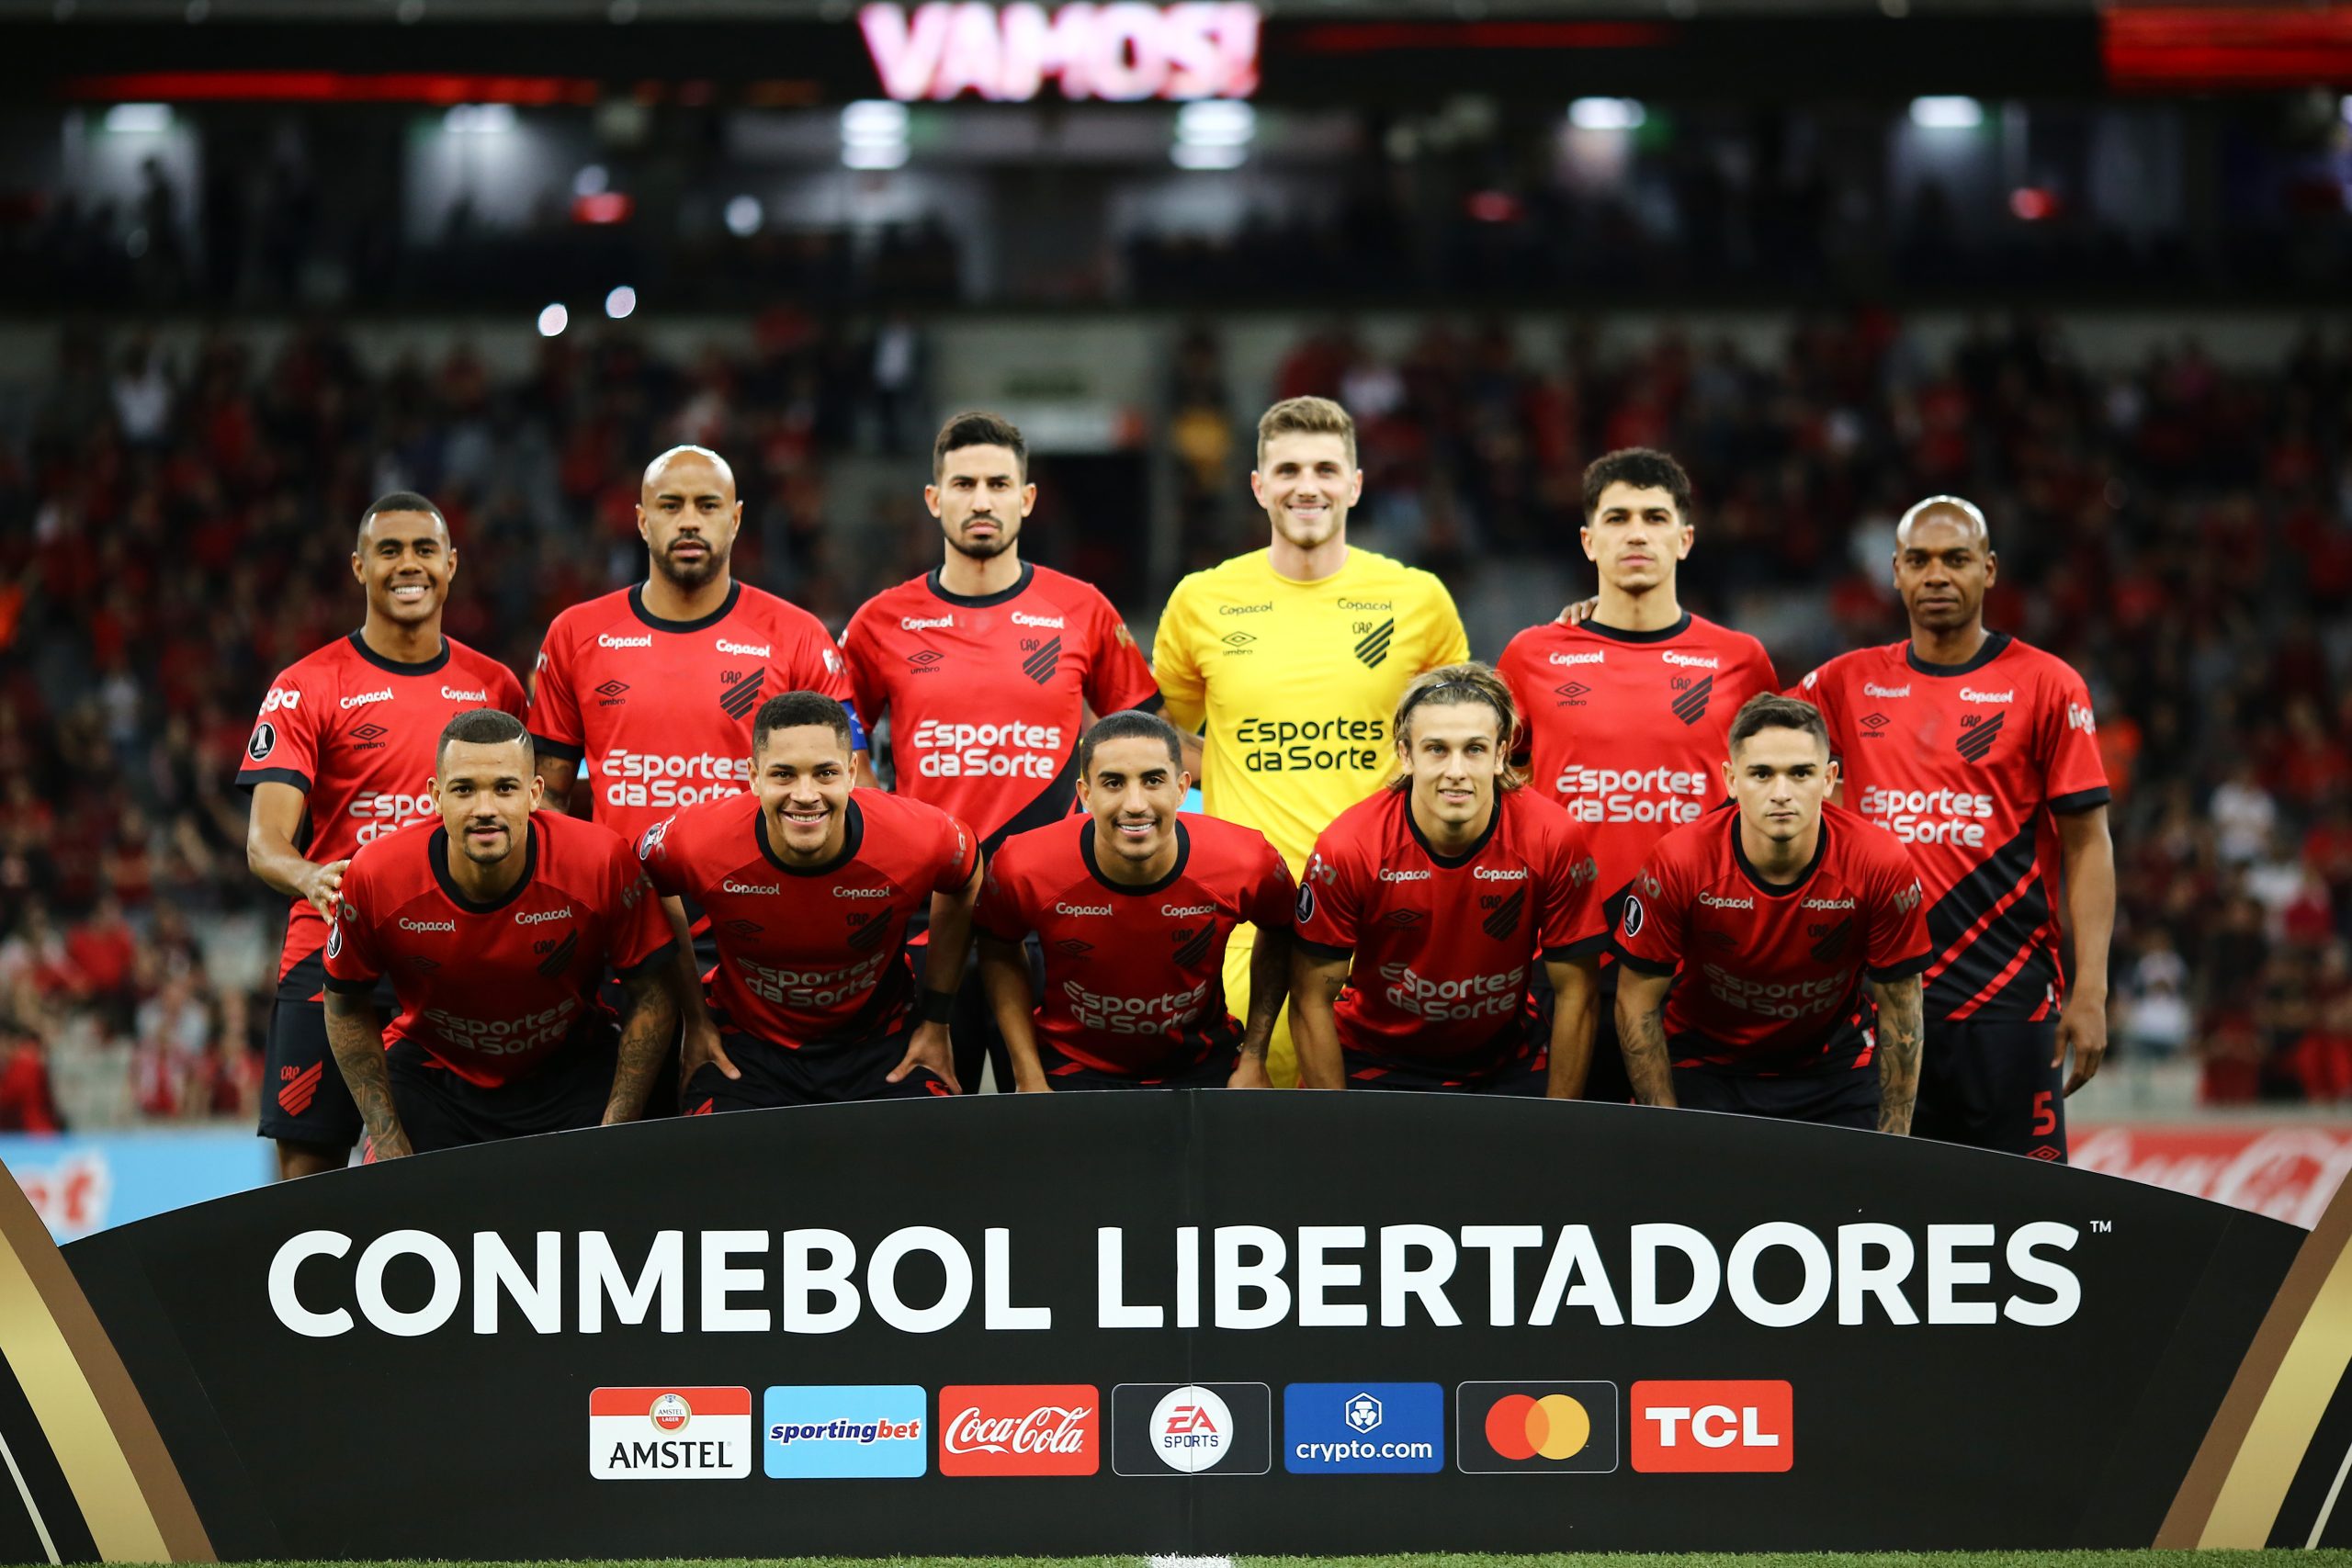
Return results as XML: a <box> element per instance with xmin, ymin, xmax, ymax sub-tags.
<box><xmin>1484</xmin><ymin>1393</ymin><xmax>1590</xmax><ymax>1461</ymax></box>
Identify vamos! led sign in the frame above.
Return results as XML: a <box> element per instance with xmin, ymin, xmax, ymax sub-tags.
<box><xmin>859</xmin><ymin>2</ymin><xmax>1261</xmax><ymax>101</ymax></box>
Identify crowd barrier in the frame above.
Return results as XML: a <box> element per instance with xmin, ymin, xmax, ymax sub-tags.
<box><xmin>0</xmin><ymin>1095</ymin><xmax>2345</xmax><ymax>1558</ymax></box>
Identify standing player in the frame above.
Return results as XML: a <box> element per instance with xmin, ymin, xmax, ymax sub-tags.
<box><xmin>842</xmin><ymin>412</ymin><xmax>1160</xmax><ymax>1093</ymax></box>
<box><xmin>639</xmin><ymin>692</ymin><xmax>981</xmax><ymax>1110</ymax></box>
<box><xmin>976</xmin><ymin>711</ymin><xmax>1293</xmax><ymax>1089</ymax></box>
<box><xmin>527</xmin><ymin>444</ymin><xmax>866</xmax><ymax>845</ymax></box>
<box><xmin>1497</xmin><ymin>448</ymin><xmax>1778</xmax><ymax>1104</ymax></box>
<box><xmin>321</xmin><ymin>712</ymin><xmax>677</xmax><ymax>1156</ymax></box>
<box><xmin>1614</xmin><ymin>695</ymin><xmax>1930</xmax><ymax>1132</ymax></box>
<box><xmin>1292</xmin><ymin>666</ymin><xmax>1607</xmax><ymax>1094</ymax></box>
<box><xmin>1152</xmin><ymin>396</ymin><xmax>1468</xmax><ymax>1087</ymax></box>
<box><xmin>240</xmin><ymin>491</ymin><xmax>526</xmax><ymax>1179</ymax></box>
<box><xmin>1793</xmin><ymin>495</ymin><xmax>2113</xmax><ymax>1160</ymax></box>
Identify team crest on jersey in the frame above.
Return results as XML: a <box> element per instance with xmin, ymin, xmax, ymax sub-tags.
<box><xmin>1956</xmin><ymin>711</ymin><xmax>2005</xmax><ymax>762</ymax></box>
<box><xmin>1808</xmin><ymin>918</ymin><xmax>1853</xmax><ymax>962</ymax></box>
<box><xmin>1021</xmin><ymin>636</ymin><xmax>1061</xmax><ymax>686</ymax></box>
<box><xmin>1480</xmin><ymin>887</ymin><xmax>1526</xmax><ymax>941</ymax></box>
<box><xmin>847</xmin><ymin>911</ymin><xmax>897</xmax><ymax>953</ymax></box>
<box><xmin>1352</xmin><ymin>619</ymin><xmax>1395</xmax><ymax>669</ymax></box>
<box><xmin>1669</xmin><ymin>675</ymin><xmax>1713</xmax><ymax>727</ymax></box>
<box><xmin>247</xmin><ymin>722</ymin><xmax>277</xmax><ymax>762</ymax></box>
<box><xmin>719</xmin><ymin>669</ymin><xmax>767</xmax><ymax>722</ymax></box>
<box><xmin>1171</xmin><ymin>925</ymin><xmax>1215</xmax><ymax>967</ymax></box>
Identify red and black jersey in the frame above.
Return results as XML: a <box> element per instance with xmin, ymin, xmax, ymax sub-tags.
<box><xmin>1497</xmin><ymin>612</ymin><xmax>1778</xmax><ymax>928</ymax></box>
<box><xmin>638</xmin><ymin>789</ymin><xmax>977</xmax><ymax>1050</ymax></box>
<box><xmin>235</xmin><ymin>633</ymin><xmax>526</xmax><ymax>983</ymax></box>
<box><xmin>842</xmin><ymin>562</ymin><xmax>1161</xmax><ymax>854</ymax></box>
<box><xmin>1614</xmin><ymin>802</ymin><xmax>1931</xmax><ymax>1074</ymax></box>
<box><xmin>526</xmin><ymin>581</ymin><xmax>861</xmax><ymax>846</ymax></box>
<box><xmin>1296</xmin><ymin>788</ymin><xmax>1605</xmax><ymax>1072</ymax></box>
<box><xmin>975</xmin><ymin>815</ymin><xmax>1293</xmax><ymax>1079</ymax></box>
<box><xmin>322</xmin><ymin>812</ymin><xmax>673</xmax><ymax>1088</ymax></box>
<box><xmin>1792</xmin><ymin>633</ymin><xmax>2110</xmax><ymax>1023</ymax></box>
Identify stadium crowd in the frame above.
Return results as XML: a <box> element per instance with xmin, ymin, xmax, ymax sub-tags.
<box><xmin>1</xmin><ymin>310</ymin><xmax>2348</xmax><ymax>1125</ymax></box>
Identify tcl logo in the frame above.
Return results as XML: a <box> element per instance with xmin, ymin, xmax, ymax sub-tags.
<box><xmin>937</xmin><ymin>1384</ymin><xmax>1098</xmax><ymax>1476</ymax></box>
<box><xmin>1630</xmin><ymin>1381</ymin><xmax>1792</xmax><ymax>1472</ymax></box>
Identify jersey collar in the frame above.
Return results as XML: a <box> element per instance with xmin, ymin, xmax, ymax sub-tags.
<box><xmin>1905</xmin><ymin>630</ymin><xmax>2012</xmax><ymax>678</ymax></box>
<box><xmin>1081</xmin><ymin>816</ymin><xmax>1192</xmax><ymax>896</ymax></box>
<box><xmin>926</xmin><ymin>561</ymin><xmax>1035</xmax><ymax>609</ymax></box>
<box><xmin>346</xmin><ymin>630</ymin><xmax>451</xmax><ymax>676</ymax></box>
<box><xmin>1729</xmin><ymin>810</ymin><xmax>1829</xmax><ymax>898</ymax></box>
<box><xmin>1580</xmin><ymin>610</ymin><xmax>1693</xmax><ymax>646</ymax></box>
<box><xmin>430</xmin><ymin>818</ymin><xmax>539</xmax><ymax>914</ymax></box>
<box><xmin>629</xmin><ymin>581</ymin><xmax>742</xmax><ymax>634</ymax></box>
<box><xmin>757</xmin><ymin>796</ymin><xmax>866</xmax><ymax>877</ymax></box>
<box><xmin>1405</xmin><ymin>790</ymin><xmax>1501</xmax><ymax>869</ymax></box>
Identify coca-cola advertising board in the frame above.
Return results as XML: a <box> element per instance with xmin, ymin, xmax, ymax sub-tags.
<box><xmin>2072</xmin><ymin>1122</ymin><xmax>2352</xmax><ymax>1228</ymax></box>
<box><xmin>22</xmin><ymin>1094</ymin><xmax>2352</xmax><ymax>1557</ymax></box>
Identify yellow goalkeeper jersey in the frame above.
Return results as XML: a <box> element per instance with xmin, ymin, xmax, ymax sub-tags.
<box><xmin>1152</xmin><ymin>547</ymin><xmax>1470</xmax><ymax>874</ymax></box>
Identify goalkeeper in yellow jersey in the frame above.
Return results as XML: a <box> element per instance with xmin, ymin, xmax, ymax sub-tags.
<box><xmin>1151</xmin><ymin>396</ymin><xmax>1470</xmax><ymax>1087</ymax></box>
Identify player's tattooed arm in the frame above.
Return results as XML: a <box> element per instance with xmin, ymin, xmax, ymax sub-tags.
<box><xmin>1544</xmin><ymin>955</ymin><xmax>1600</xmax><ymax>1100</ymax></box>
<box><xmin>1233</xmin><ymin>927</ymin><xmax>1291</xmax><ymax>1089</ymax></box>
<box><xmin>979</xmin><ymin>933</ymin><xmax>1050</xmax><ymax>1092</ymax></box>
<box><xmin>1613</xmin><ymin>969</ymin><xmax>1679</xmax><ymax>1108</ymax></box>
<box><xmin>605</xmin><ymin>964</ymin><xmax>680</xmax><ymax>1125</ymax></box>
<box><xmin>534</xmin><ymin>754</ymin><xmax>579</xmax><ymax>815</ymax></box>
<box><xmin>322</xmin><ymin>989</ymin><xmax>411</xmax><ymax>1160</ymax></box>
<box><xmin>1287</xmin><ymin>945</ymin><xmax>1351</xmax><ymax>1091</ymax></box>
<box><xmin>1868</xmin><ymin>974</ymin><xmax>1925</xmax><ymax>1135</ymax></box>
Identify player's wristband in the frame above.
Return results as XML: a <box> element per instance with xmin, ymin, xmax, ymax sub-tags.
<box><xmin>919</xmin><ymin>987</ymin><xmax>956</xmax><ymax>1025</ymax></box>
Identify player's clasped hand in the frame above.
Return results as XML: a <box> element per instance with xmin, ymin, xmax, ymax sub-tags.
<box><xmin>681</xmin><ymin>1019</ymin><xmax>740</xmax><ymax>1106</ymax></box>
<box><xmin>302</xmin><ymin>858</ymin><xmax>351</xmax><ymax>921</ymax></box>
<box><xmin>1227</xmin><ymin>1054</ymin><xmax>1272</xmax><ymax>1089</ymax></box>
<box><xmin>888</xmin><ymin>1022</ymin><xmax>960</xmax><ymax>1094</ymax></box>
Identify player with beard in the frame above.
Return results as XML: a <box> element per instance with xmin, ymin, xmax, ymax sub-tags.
<box><xmin>239</xmin><ymin>491</ymin><xmax>526</xmax><ymax>1179</ymax></box>
<box><xmin>1792</xmin><ymin>496</ymin><xmax>2113</xmax><ymax>1160</ymax></box>
<box><xmin>527</xmin><ymin>444</ymin><xmax>866</xmax><ymax>846</ymax></box>
<box><xmin>639</xmin><ymin>693</ymin><xmax>981</xmax><ymax>1110</ymax></box>
<box><xmin>1292</xmin><ymin>665</ymin><xmax>1606</xmax><ymax>1094</ymax></box>
<box><xmin>842</xmin><ymin>412</ymin><xmax>1159</xmax><ymax>1093</ymax></box>
<box><xmin>976</xmin><ymin>710</ymin><xmax>1293</xmax><ymax>1090</ymax></box>
<box><xmin>1497</xmin><ymin>448</ymin><xmax>1777</xmax><ymax>1108</ymax></box>
<box><xmin>1614</xmin><ymin>695</ymin><xmax>1930</xmax><ymax>1131</ymax></box>
<box><xmin>321</xmin><ymin>711</ymin><xmax>677</xmax><ymax>1156</ymax></box>
<box><xmin>1151</xmin><ymin>397</ymin><xmax>1468</xmax><ymax>1088</ymax></box>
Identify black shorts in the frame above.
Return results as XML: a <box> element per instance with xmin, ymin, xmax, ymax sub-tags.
<box><xmin>1914</xmin><ymin>1017</ymin><xmax>2066</xmax><ymax>1162</ymax></box>
<box><xmin>258</xmin><ymin>953</ymin><xmax>398</xmax><ymax>1150</ymax></box>
<box><xmin>383</xmin><ymin>1029</ymin><xmax>616</xmax><ymax>1154</ymax></box>
<box><xmin>1671</xmin><ymin>1060</ymin><xmax>1880</xmax><ymax>1129</ymax></box>
<box><xmin>1035</xmin><ymin>1039</ymin><xmax>1238</xmax><ymax>1091</ymax></box>
<box><xmin>684</xmin><ymin>1028</ymin><xmax>954</xmax><ymax>1111</ymax></box>
<box><xmin>1342</xmin><ymin>1040</ymin><xmax>1546</xmax><ymax>1095</ymax></box>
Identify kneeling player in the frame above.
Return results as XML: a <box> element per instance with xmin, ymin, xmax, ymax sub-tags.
<box><xmin>1613</xmin><ymin>694</ymin><xmax>1930</xmax><ymax>1131</ymax></box>
<box><xmin>977</xmin><ymin>710</ymin><xmax>1292</xmax><ymax>1089</ymax></box>
<box><xmin>322</xmin><ymin>711</ymin><xmax>678</xmax><ymax>1156</ymax></box>
<box><xmin>641</xmin><ymin>691</ymin><xmax>980</xmax><ymax>1111</ymax></box>
<box><xmin>1291</xmin><ymin>664</ymin><xmax>1607</xmax><ymax>1094</ymax></box>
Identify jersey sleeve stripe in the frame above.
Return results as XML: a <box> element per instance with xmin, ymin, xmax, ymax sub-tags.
<box><xmin>614</xmin><ymin>937</ymin><xmax>680</xmax><ymax>981</ymax></box>
<box><xmin>2047</xmin><ymin>785</ymin><xmax>2112</xmax><ymax>816</ymax></box>
<box><xmin>1610</xmin><ymin>942</ymin><xmax>1677</xmax><ymax>976</ymax></box>
<box><xmin>528</xmin><ymin>732</ymin><xmax>586</xmax><ymax>762</ymax></box>
<box><xmin>1548</xmin><ymin>933</ymin><xmax>1612</xmax><ymax>962</ymax></box>
<box><xmin>1295</xmin><ymin>936</ymin><xmax>1353</xmax><ymax>963</ymax></box>
<box><xmin>321</xmin><ymin>971</ymin><xmax>379</xmax><ymax>995</ymax></box>
<box><xmin>1868</xmin><ymin>952</ymin><xmax>1933</xmax><ymax>983</ymax></box>
<box><xmin>1130</xmin><ymin>691</ymin><xmax>1166</xmax><ymax>715</ymax></box>
<box><xmin>236</xmin><ymin>766</ymin><xmax>312</xmax><ymax>793</ymax></box>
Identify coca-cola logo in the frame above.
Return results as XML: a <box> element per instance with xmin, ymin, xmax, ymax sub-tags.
<box><xmin>2071</xmin><ymin>1124</ymin><xmax>2352</xmax><ymax>1227</ymax></box>
<box><xmin>936</xmin><ymin>1384</ymin><xmax>1100</xmax><ymax>1476</ymax></box>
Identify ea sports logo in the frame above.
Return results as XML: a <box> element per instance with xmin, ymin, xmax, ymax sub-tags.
<box><xmin>650</xmin><ymin>1393</ymin><xmax>693</xmax><ymax>1432</ymax></box>
<box><xmin>1148</xmin><ymin>1384</ymin><xmax>1232</xmax><ymax>1473</ymax></box>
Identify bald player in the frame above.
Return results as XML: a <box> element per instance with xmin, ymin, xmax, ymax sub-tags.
<box><xmin>1793</xmin><ymin>496</ymin><xmax>2114</xmax><ymax>1161</ymax></box>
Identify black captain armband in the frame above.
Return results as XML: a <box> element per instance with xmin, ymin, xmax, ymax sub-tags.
<box><xmin>919</xmin><ymin>987</ymin><xmax>957</xmax><ymax>1024</ymax></box>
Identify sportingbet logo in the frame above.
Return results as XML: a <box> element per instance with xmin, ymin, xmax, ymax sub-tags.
<box><xmin>1111</xmin><ymin>1382</ymin><xmax>1272</xmax><ymax>1477</ymax></box>
<box><xmin>938</xmin><ymin>1385</ymin><xmax>1099</xmax><ymax>1476</ymax></box>
<box><xmin>1283</xmin><ymin>1382</ymin><xmax>1443</xmax><ymax>1474</ymax></box>
<box><xmin>1631</xmin><ymin>1380</ymin><xmax>1792</xmax><ymax>1473</ymax></box>
<box><xmin>1554</xmin><ymin>764</ymin><xmax>1710</xmax><ymax>826</ymax></box>
<box><xmin>1856</xmin><ymin>784</ymin><xmax>1996</xmax><ymax>848</ymax></box>
<box><xmin>905</xmin><ymin>718</ymin><xmax>1065</xmax><ymax>781</ymax></box>
<box><xmin>602</xmin><ymin>749</ymin><xmax>752</xmax><ymax>810</ymax></box>
<box><xmin>763</xmin><ymin>1385</ymin><xmax>926</xmax><ymax>1479</ymax></box>
<box><xmin>590</xmin><ymin>1386</ymin><xmax>752</xmax><ymax>1479</ymax></box>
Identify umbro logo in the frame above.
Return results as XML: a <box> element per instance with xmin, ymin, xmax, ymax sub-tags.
<box><xmin>1554</xmin><ymin>682</ymin><xmax>1589</xmax><ymax>704</ymax></box>
<box><xmin>349</xmin><ymin>723</ymin><xmax>388</xmax><ymax>744</ymax></box>
<box><xmin>1861</xmin><ymin>712</ymin><xmax>1891</xmax><ymax>731</ymax></box>
<box><xmin>1022</xmin><ymin>636</ymin><xmax>1061</xmax><ymax>686</ymax></box>
<box><xmin>1353</xmin><ymin>618</ymin><xmax>1395</xmax><ymax>669</ymax></box>
<box><xmin>1957</xmin><ymin>710</ymin><xmax>2005</xmax><ymax>762</ymax></box>
<box><xmin>410</xmin><ymin>956</ymin><xmax>439</xmax><ymax>971</ymax></box>
<box><xmin>907</xmin><ymin>649</ymin><xmax>944</xmax><ymax>671</ymax></box>
<box><xmin>1222</xmin><ymin>632</ymin><xmax>1256</xmax><ymax>649</ymax></box>
<box><xmin>719</xmin><ymin>668</ymin><xmax>766</xmax><ymax>721</ymax></box>
<box><xmin>2028</xmin><ymin>1146</ymin><xmax>2062</xmax><ymax>1162</ymax></box>
<box><xmin>1385</xmin><ymin>909</ymin><xmax>1425</xmax><ymax>927</ymax></box>
<box><xmin>595</xmin><ymin>680</ymin><xmax>629</xmax><ymax>705</ymax></box>
<box><xmin>1055</xmin><ymin>938</ymin><xmax>1094</xmax><ymax>957</ymax></box>
<box><xmin>723</xmin><ymin>919</ymin><xmax>763</xmax><ymax>938</ymax></box>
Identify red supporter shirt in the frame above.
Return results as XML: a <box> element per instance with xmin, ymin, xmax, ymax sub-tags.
<box><xmin>1614</xmin><ymin>802</ymin><xmax>1931</xmax><ymax>1074</ymax></box>
<box><xmin>527</xmin><ymin>582</ymin><xmax>860</xmax><ymax>846</ymax></box>
<box><xmin>1497</xmin><ymin>612</ymin><xmax>1778</xmax><ymax>921</ymax></box>
<box><xmin>322</xmin><ymin>813</ymin><xmax>673</xmax><ymax>1088</ymax></box>
<box><xmin>842</xmin><ymin>563</ymin><xmax>1161</xmax><ymax>853</ymax></box>
<box><xmin>975</xmin><ymin>816</ymin><xmax>1294</xmax><ymax>1078</ymax></box>
<box><xmin>1296</xmin><ymin>788</ymin><xmax>1605</xmax><ymax>1073</ymax></box>
<box><xmin>1792</xmin><ymin>633</ymin><xmax>2110</xmax><ymax>1022</ymax></box>
<box><xmin>235</xmin><ymin>633</ymin><xmax>526</xmax><ymax>984</ymax></box>
<box><xmin>638</xmin><ymin>789</ymin><xmax>977</xmax><ymax>1050</ymax></box>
